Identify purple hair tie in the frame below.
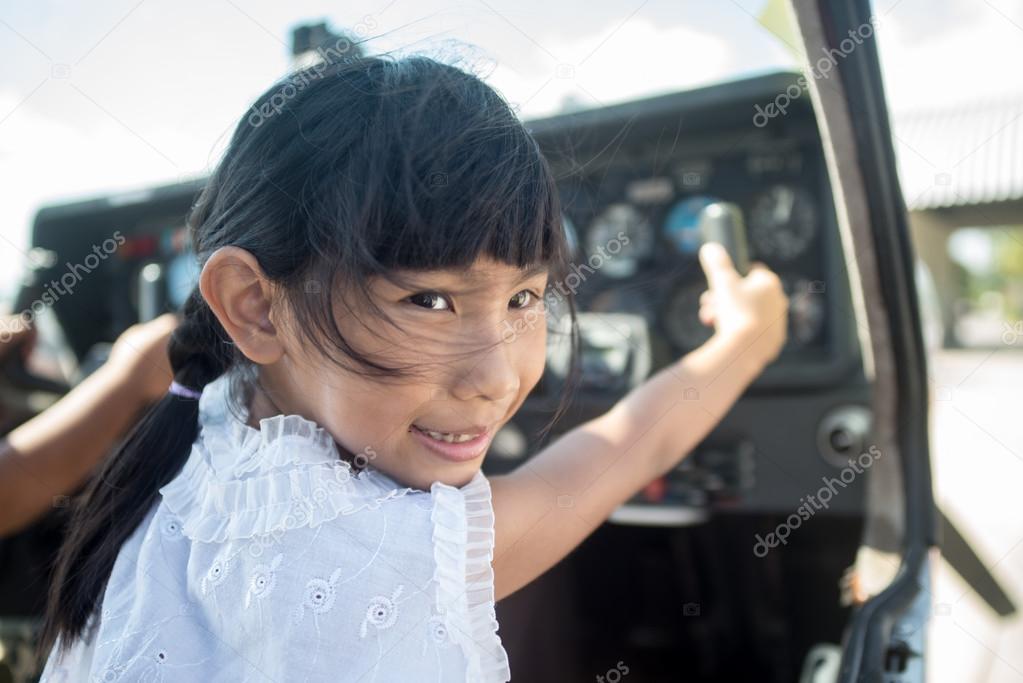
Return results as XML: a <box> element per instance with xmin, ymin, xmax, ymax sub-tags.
<box><xmin>168</xmin><ymin>380</ymin><xmax>202</xmax><ymax>400</ymax></box>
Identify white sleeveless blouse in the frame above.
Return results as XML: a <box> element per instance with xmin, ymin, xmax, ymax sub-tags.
<box><xmin>38</xmin><ymin>370</ymin><xmax>511</xmax><ymax>682</ymax></box>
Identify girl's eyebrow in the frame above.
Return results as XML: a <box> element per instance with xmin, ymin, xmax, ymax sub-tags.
<box><xmin>399</xmin><ymin>263</ymin><xmax>549</xmax><ymax>293</ymax></box>
<box><xmin>458</xmin><ymin>264</ymin><xmax>550</xmax><ymax>294</ymax></box>
<box><xmin>512</xmin><ymin>263</ymin><xmax>551</xmax><ymax>283</ymax></box>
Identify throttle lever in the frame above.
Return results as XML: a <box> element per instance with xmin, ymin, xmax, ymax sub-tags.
<box><xmin>698</xmin><ymin>201</ymin><xmax>750</xmax><ymax>277</ymax></box>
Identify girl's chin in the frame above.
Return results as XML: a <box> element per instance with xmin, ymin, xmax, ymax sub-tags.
<box><xmin>398</xmin><ymin>467</ymin><xmax>482</xmax><ymax>493</ymax></box>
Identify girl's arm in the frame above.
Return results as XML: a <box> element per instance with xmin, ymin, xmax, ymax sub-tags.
<box><xmin>490</xmin><ymin>244</ymin><xmax>789</xmax><ymax>601</ymax></box>
<box><xmin>0</xmin><ymin>314</ymin><xmax>177</xmax><ymax>537</ymax></box>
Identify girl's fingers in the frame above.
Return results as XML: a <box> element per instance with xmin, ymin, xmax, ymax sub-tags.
<box><xmin>699</xmin><ymin>242</ymin><xmax>740</xmax><ymax>290</ymax></box>
<box><xmin>749</xmin><ymin>262</ymin><xmax>780</xmax><ymax>281</ymax></box>
<box><xmin>698</xmin><ymin>305</ymin><xmax>715</xmax><ymax>327</ymax></box>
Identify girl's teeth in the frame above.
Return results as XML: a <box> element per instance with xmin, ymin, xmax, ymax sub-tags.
<box><xmin>421</xmin><ymin>428</ymin><xmax>478</xmax><ymax>443</ymax></box>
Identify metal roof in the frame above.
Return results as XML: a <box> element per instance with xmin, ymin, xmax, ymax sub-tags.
<box><xmin>892</xmin><ymin>96</ymin><xmax>1023</xmax><ymax>211</ymax></box>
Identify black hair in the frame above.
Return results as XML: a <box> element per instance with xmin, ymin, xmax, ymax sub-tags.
<box><xmin>35</xmin><ymin>49</ymin><xmax>580</xmax><ymax>664</ymax></box>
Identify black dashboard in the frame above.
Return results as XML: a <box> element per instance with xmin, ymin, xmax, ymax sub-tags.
<box><xmin>487</xmin><ymin>72</ymin><xmax>870</xmax><ymax>520</ymax></box>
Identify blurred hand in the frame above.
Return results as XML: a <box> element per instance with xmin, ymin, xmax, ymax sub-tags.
<box><xmin>697</xmin><ymin>242</ymin><xmax>789</xmax><ymax>367</ymax></box>
<box><xmin>106</xmin><ymin>313</ymin><xmax>180</xmax><ymax>405</ymax></box>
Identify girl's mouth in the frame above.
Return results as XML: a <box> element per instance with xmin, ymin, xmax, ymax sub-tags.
<box><xmin>409</xmin><ymin>423</ymin><xmax>492</xmax><ymax>462</ymax></box>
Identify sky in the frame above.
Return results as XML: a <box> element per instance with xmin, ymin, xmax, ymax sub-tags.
<box><xmin>2</xmin><ymin>0</ymin><xmax>1022</xmax><ymax>302</ymax></box>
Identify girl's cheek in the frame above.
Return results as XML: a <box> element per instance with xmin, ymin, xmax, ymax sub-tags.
<box><xmin>512</xmin><ymin>322</ymin><xmax>547</xmax><ymax>384</ymax></box>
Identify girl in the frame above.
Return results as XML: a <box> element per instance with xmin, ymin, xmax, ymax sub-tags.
<box><xmin>35</xmin><ymin>53</ymin><xmax>787</xmax><ymax>682</ymax></box>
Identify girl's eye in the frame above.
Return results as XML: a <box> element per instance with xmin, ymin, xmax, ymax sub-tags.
<box><xmin>509</xmin><ymin>290</ymin><xmax>541</xmax><ymax>310</ymax></box>
<box><xmin>405</xmin><ymin>289</ymin><xmax>542</xmax><ymax>312</ymax></box>
<box><xmin>406</xmin><ymin>292</ymin><xmax>451</xmax><ymax>311</ymax></box>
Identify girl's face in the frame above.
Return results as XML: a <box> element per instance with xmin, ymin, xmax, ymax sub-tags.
<box><xmin>261</xmin><ymin>256</ymin><xmax>551</xmax><ymax>490</ymax></box>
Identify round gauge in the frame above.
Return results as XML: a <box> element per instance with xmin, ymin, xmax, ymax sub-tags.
<box><xmin>585</xmin><ymin>203</ymin><xmax>654</xmax><ymax>278</ymax></box>
<box><xmin>660</xmin><ymin>282</ymin><xmax>713</xmax><ymax>351</ymax></box>
<box><xmin>748</xmin><ymin>185</ymin><xmax>817</xmax><ymax>261</ymax></box>
<box><xmin>781</xmin><ymin>275</ymin><xmax>826</xmax><ymax>347</ymax></box>
<box><xmin>663</xmin><ymin>195</ymin><xmax>722</xmax><ymax>255</ymax></box>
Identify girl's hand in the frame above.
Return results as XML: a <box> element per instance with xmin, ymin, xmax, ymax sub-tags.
<box><xmin>697</xmin><ymin>242</ymin><xmax>789</xmax><ymax>368</ymax></box>
<box><xmin>106</xmin><ymin>313</ymin><xmax>180</xmax><ymax>406</ymax></box>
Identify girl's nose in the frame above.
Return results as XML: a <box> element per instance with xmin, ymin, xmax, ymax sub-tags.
<box><xmin>449</xmin><ymin>327</ymin><xmax>520</xmax><ymax>403</ymax></box>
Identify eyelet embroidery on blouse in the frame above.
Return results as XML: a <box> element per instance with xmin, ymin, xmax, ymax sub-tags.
<box><xmin>359</xmin><ymin>585</ymin><xmax>404</xmax><ymax>638</ymax></box>
<box><xmin>290</xmin><ymin>566</ymin><xmax>345</xmax><ymax>623</ymax></box>
<box><xmin>159</xmin><ymin>513</ymin><xmax>185</xmax><ymax>541</ymax></box>
<box><xmin>244</xmin><ymin>553</ymin><xmax>283</xmax><ymax>609</ymax></box>
<box><xmin>200</xmin><ymin>554</ymin><xmax>233</xmax><ymax>596</ymax></box>
<box><xmin>420</xmin><ymin>614</ymin><xmax>453</xmax><ymax>655</ymax></box>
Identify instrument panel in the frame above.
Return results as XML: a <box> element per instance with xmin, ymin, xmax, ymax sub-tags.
<box><xmin>503</xmin><ymin>72</ymin><xmax>869</xmax><ymax>519</ymax></box>
<box><xmin>552</xmin><ymin>149</ymin><xmax>837</xmax><ymax>383</ymax></box>
<box><xmin>528</xmin><ymin>77</ymin><xmax>862</xmax><ymax>398</ymax></box>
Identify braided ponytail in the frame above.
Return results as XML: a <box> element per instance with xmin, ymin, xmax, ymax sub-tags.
<box><xmin>168</xmin><ymin>288</ymin><xmax>237</xmax><ymax>393</ymax></box>
<box><xmin>34</xmin><ymin>288</ymin><xmax>235</xmax><ymax>664</ymax></box>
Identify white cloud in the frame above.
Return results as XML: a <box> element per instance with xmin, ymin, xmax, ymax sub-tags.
<box><xmin>874</xmin><ymin>0</ymin><xmax>1023</xmax><ymax>114</ymax></box>
<box><xmin>489</xmin><ymin>18</ymin><xmax>738</xmax><ymax>118</ymax></box>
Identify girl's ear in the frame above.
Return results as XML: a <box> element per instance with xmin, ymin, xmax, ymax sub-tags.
<box><xmin>199</xmin><ymin>246</ymin><xmax>284</xmax><ymax>365</ymax></box>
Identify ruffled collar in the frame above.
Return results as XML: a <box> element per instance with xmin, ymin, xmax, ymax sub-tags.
<box><xmin>197</xmin><ymin>369</ymin><xmax>363</xmax><ymax>480</ymax></box>
<box><xmin>158</xmin><ymin>370</ymin><xmax>433</xmax><ymax>542</ymax></box>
